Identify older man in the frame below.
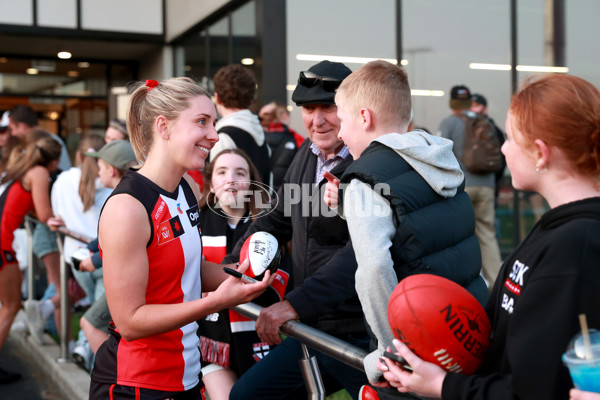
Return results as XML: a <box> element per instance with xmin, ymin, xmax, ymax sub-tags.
<box><xmin>227</xmin><ymin>61</ymin><xmax>368</xmax><ymax>400</ymax></box>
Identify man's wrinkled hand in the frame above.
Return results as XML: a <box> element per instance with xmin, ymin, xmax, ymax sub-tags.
<box><xmin>255</xmin><ymin>300</ymin><xmax>299</xmax><ymax>345</ymax></box>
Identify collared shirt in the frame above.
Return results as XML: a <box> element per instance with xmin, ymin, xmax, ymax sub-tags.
<box><xmin>310</xmin><ymin>142</ymin><xmax>350</xmax><ymax>184</ymax></box>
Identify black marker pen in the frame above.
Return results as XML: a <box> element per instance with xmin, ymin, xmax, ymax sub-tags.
<box><xmin>223</xmin><ymin>266</ymin><xmax>259</xmax><ymax>284</ymax></box>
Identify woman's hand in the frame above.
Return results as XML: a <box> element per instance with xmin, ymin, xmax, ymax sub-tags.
<box><xmin>210</xmin><ymin>259</ymin><xmax>275</xmax><ymax>309</ymax></box>
<box><xmin>378</xmin><ymin>339</ymin><xmax>446</xmax><ymax>399</ymax></box>
<box><xmin>570</xmin><ymin>389</ymin><xmax>600</xmax><ymax>400</ymax></box>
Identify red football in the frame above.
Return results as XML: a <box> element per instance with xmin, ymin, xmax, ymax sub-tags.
<box><xmin>239</xmin><ymin>231</ymin><xmax>281</xmax><ymax>279</ymax></box>
<box><xmin>387</xmin><ymin>274</ymin><xmax>491</xmax><ymax>375</ymax></box>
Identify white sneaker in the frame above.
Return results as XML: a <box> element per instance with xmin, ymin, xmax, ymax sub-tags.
<box><xmin>10</xmin><ymin>310</ymin><xmax>28</xmax><ymax>334</ymax></box>
<box><xmin>24</xmin><ymin>300</ymin><xmax>47</xmax><ymax>344</ymax></box>
<box><xmin>72</xmin><ymin>342</ymin><xmax>93</xmax><ymax>372</ymax></box>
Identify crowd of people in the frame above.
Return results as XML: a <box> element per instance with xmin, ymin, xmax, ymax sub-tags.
<box><xmin>0</xmin><ymin>60</ymin><xmax>598</xmax><ymax>400</ymax></box>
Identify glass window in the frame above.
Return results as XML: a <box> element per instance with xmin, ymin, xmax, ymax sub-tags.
<box><xmin>232</xmin><ymin>1</ymin><xmax>259</xmax><ymax>109</ymax></box>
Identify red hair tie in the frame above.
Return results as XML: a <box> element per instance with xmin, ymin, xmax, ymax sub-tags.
<box><xmin>145</xmin><ymin>79</ymin><xmax>159</xmax><ymax>91</ymax></box>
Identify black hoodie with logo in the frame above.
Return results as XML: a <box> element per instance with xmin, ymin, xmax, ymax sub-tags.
<box><xmin>443</xmin><ymin>197</ymin><xmax>600</xmax><ymax>400</ymax></box>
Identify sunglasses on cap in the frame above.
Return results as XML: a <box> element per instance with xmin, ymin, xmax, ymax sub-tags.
<box><xmin>298</xmin><ymin>71</ymin><xmax>342</xmax><ymax>92</ymax></box>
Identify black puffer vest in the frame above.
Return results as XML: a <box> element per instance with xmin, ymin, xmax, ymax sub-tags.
<box><xmin>341</xmin><ymin>142</ymin><xmax>488</xmax><ymax>304</ymax></box>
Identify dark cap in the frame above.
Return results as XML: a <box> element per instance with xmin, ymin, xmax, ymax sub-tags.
<box><xmin>471</xmin><ymin>93</ymin><xmax>487</xmax><ymax>107</ymax></box>
<box><xmin>450</xmin><ymin>85</ymin><xmax>472</xmax><ymax>110</ymax></box>
<box><xmin>86</xmin><ymin>140</ymin><xmax>137</xmax><ymax>170</ymax></box>
<box><xmin>292</xmin><ymin>60</ymin><xmax>352</xmax><ymax>106</ymax></box>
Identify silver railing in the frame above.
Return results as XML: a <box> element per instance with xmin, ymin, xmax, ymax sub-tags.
<box><xmin>24</xmin><ymin>215</ymin><xmax>93</xmax><ymax>362</ymax></box>
<box><xmin>24</xmin><ymin>217</ymin><xmax>367</xmax><ymax>399</ymax></box>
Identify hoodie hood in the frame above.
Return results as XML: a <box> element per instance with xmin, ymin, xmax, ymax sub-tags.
<box><xmin>373</xmin><ymin>130</ymin><xmax>464</xmax><ymax>197</ymax></box>
<box><xmin>216</xmin><ymin>109</ymin><xmax>265</xmax><ymax>146</ymax></box>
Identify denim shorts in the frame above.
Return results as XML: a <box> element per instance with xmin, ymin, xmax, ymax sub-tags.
<box><xmin>32</xmin><ymin>223</ymin><xmax>59</xmax><ymax>258</ymax></box>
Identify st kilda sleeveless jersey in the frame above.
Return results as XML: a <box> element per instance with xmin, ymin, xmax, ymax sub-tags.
<box><xmin>91</xmin><ymin>171</ymin><xmax>203</xmax><ymax>391</ymax></box>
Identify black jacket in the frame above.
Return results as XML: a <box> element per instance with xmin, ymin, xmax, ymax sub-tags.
<box><xmin>443</xmin><ymin>197</ymin><xmax>600</xmax><ymax>400</ymax></box>
<box><xmin>224</xmin><ymin>140</ymin><xmax>365</xmax><ymax>336</ymax></box>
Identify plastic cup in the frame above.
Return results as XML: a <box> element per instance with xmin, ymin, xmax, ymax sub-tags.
<box><xmin>562</xmin><ymin>330</ymin><xmax>600</xmax><ymax>393</ymax></box>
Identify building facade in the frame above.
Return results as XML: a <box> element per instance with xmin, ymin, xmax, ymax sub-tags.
<box><xmin>1</xmin><ymin>0</ymin><xmax>598</xmax><ymax>251</ymax></box>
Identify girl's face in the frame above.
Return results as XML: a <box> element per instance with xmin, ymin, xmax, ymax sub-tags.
<box><xmin>168</xmin><ymin>95</ymin><xmax>219</xmax><ymax>171</ymax></box>
<box><xmin>503</xmin><ymin>111</ymin><xmax>537</xmax><ymax>191</ymax></box>
<box><xmin>210</xmin><ymin>153</ymin><xmax>251</xmax><ymax>209</ymax></box>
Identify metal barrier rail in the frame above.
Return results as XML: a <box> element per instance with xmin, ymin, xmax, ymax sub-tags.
<box><xmin>23</xmin><ymin>216</ymin><xmax>367</xmax><ymax>399</ymax></box>
<box><xmin>24</xmin><ymin>215</ymin><xmax>93</xmax><ymax>362</ymax></box>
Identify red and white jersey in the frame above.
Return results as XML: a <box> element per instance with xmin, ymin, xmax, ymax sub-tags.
<box><xmin>92</xmin><ymin>171</ymin><xmax>203</xmax><ymax>392</ymax></box>
<box><xmin>0</xmin><ymin>179</ymin><xmax>34</xmax><ymax>268</ymax></box>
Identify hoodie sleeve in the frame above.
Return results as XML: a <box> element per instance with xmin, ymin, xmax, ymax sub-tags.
<box><xmin>209</xmin><ymin>133</ymin><xmax>237</xmax><ymax>161</ymax></box>
<box><xmin>344</xmin><ymin>179</ymin><xmax>398</xmax><ymax>383</ymax></box>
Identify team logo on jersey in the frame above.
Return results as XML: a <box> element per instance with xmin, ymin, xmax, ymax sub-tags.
<box><xmin>177</xmin><ymin>203</ymin><xmax>183</xmax><ymax>214</ymax></box>
<box><xmin>157</xmin><ymin>215</ymin><xmax>185</xmax><ymax>245</ymax></box>
<box><xmin>186</xmin><ymin>204</ymin><xmax>200</xmax><ymax>227</ymax></box>
<box><xmin>252</xmin><ymin>341</ymin><xmax>271</xmax><ymax>362</ymax></box>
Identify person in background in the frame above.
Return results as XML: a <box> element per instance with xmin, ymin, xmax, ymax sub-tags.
<box><xmin>210</xmin><ymin>64</ymin><xmax>272</xmax><ymax>188</ymax></box>
<box><xmin>196</xmin><ymin>148</ymin><xmax>288</xmax><ymax>400</ymax></box>
<box><xmin>439</xmin><ymin>86</ymin><xmax>503</xmax><ymax>289</ymax></box>
<box><xmin>380</xmin><ymin>74</ymin><xmax>600</xmax><ymax>400</ymax></box>
<box><xmin>470</xmin><ymin>93</ymin><xmax>506</xmax><ymax>206</ymax></box>
<box><xmin>104</xmin><ymin>119</ymin><xmax>129</xmax><ymax>143</ymax></box>
<box><xmin>0</xmin><ymin>111</ymin><xmax>10</xmax><ymax>154</ymax></box>
<box><xmin>259</xmin><ymin>102</ymin><xmax>301</xmax><ymax>192</ymax></box>
<box><xmin>9</xmin><ymin>106</ymin><xmax>73</xmax><ymax>344</ymax></box>
<box><xmin>228</xmin><ymin>61</ymin><xmax>369</xmax><ymax>400</ymax></box>
<box><xmin>28</xmin><ymin>134</ymin><xmax>110</xmax><ymax>348</ymax></box>
<box><xmin>325</xmin><ymin>60</ymin><xmax>486</xmax><ymax>399</ymax></box>
<box><xmin>67</xmin><ymin>140</ymin><xmax>138</xmax><ymax>371</ymax></box>
<box><xmin>89</xmin><ymin>77</ymin><xmax>273</xmax><ymax>400</ymax></box>
<box><xmin>0</xmin><ymin>131</ymin><xmax>61</xmax><ymax>383</ymax></box>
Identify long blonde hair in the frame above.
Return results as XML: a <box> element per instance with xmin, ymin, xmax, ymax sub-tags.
<box><xmin>126</xmin><ymin>77</ymin><xmax>211</xmax><ymax>163</ymax></box>
<box><xmin>78</xmin><ymin>134</ymin><xmax>106</xmax><ymax>211</ymax></box>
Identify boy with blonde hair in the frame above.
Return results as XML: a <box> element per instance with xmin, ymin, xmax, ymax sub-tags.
<box><xmin>325</xmin><ymin>60</ymin><xmax>487</xmax><ymax>398</ymax></box>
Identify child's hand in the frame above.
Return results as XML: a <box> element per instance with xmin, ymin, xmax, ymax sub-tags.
<box><xmin>46</xmin><ymin>216</ymin><xmax>65</xmax><ymax>231</ymax></box>
<box><xmin>323</xmin><ymin>171</ymin><xmax>340</xmax><ymax>210</ymax></box>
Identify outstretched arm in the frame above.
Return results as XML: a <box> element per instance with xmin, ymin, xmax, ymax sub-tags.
<box><xmin>101</xmin><ymin>194</ymin><xmax>273</xmax><ymax>342</ymax></box>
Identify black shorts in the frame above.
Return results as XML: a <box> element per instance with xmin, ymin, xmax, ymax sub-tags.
<box><xmin>89</xmin><ymin>381</ymin><xmax>204</xmax><ymax>400</ymax></box>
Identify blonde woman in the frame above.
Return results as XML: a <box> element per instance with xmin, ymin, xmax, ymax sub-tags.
<box><xmin>89</xmin><ymin>78</ymin><xmax>273</xmax><ymax>400</ymax></box>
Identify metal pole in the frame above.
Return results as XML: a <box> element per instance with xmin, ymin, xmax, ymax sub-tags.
<box><xmin>24</xmin><ymin>219</ymin><xmax>35</xmax><ymax>301</ymax></box>
<box><xmin>55</xmin><ymin>233</ymin><xmax>69</xmax><ymax>363</ymax></box>
<box><xmin>510</xmin><ymin>0</ymin><xmax>521</xmax><ymax>247</ymax></box>
<box><xmin>233</xmin><ymin>302</ymin><xmax>367</xmax><ymax>371</ymax></box>
<box><xmin>298</xmin><ymin>344</ymin><xmax>325</xmax><ymax>400</ymax></box>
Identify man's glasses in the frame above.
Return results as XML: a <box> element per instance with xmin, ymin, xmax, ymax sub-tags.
<box><xmin>298</xmin><ymin>71</ymin><xmax>342</xmax><ymax>92</ymax></box>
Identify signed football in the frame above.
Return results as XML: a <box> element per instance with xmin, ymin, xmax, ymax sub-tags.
<box><xmin>239</xmin><ymin>231</ymin><xmax>281</xmax><ymax>279</ymax></box>
<box><xmin>387</xmin><ymin>274</ymin><xmax>491</xmax><ymax>375</ymax></box>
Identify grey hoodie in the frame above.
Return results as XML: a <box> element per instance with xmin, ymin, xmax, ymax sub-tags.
<box><xmin>342</xmin><ymin>130</ymin><xmax>465</xmax><ymax>383</ymax></box>
<box><xmin>210</xmin><ymin>109</ymin><xmax>267</xmax><ymax>160</ymax></box>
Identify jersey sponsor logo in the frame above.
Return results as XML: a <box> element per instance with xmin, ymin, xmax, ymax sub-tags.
<box><xmin>204</xmin><ymin>312</ymin><xmax>219</xmax><ymax>322</ymax></box>
<box><xmin>501</xmin><ymin>259</ymin><xmax>530</xmax><ymax>314</ymax></box>
<box><xmin>157</xmin><ymin>215</ymin><xmax>185</xmax><ymax>245</ymax></box>
<box><xmin>177</xmin><ymin>202</ymin><xmax>183</xmax><ymax>214</ymax></box>
<box><xmin>154</xmin><ymin>200</ymin><xmax>166</xmax><ymax>220</ymax></box>
<box><xmin>186</xmin><ymin>204</ymin><xmax>200</xmax><ymax>227</ymax></box>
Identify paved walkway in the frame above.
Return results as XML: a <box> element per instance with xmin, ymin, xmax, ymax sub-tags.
<box><xmin>7</xmin><ymin>329</ymin><xmax>90</xmax><ymax>400</ymax></box>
